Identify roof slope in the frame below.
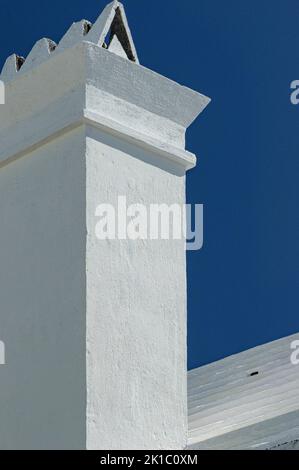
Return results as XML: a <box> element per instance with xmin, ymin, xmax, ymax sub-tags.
<box><xmin>188</xmin><ymin>333</ymin><xmax>299</xmax><ymax>450</ymax></box>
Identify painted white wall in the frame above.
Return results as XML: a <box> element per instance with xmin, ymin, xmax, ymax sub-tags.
<box><xmin>0</xmin><ymin>127</ymin><xmax>87</xmax><ymax>449</ymax></box>
<box><xmin>0</xmin><ymin>122</ymin><xmax>188</xmax><ymax>450</ymax></box>
<box><xmin>86</xmin><ymin>127</ymin><xmax>187</xmax><ymax>449</ymax></box>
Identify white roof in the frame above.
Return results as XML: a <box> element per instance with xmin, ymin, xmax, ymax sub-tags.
<box><xmin>188</xmin><ymin>333</ymin><xmax>299</xmax><ymax>450</ymax></box>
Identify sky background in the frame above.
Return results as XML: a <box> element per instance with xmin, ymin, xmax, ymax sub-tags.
<box><xmin>1</xmin><ymin>0</ymin><xmax>299</xmax><ymax>370</ymax></box>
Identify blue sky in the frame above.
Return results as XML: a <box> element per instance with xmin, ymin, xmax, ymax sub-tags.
<box><xmin>1</xmin><ymin>0</ymin><xmax>299</xmax><ymax>369</ymax></box>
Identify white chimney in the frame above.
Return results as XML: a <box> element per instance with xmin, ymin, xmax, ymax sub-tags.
<box><xmin>0</xmin><ymin>1</ymin><xmax>210</xmax><ymax>450</ymax></box>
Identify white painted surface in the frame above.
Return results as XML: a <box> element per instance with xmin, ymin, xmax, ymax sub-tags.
<box><xmin>271</xmin><ymin>438</ymin><xmax>299</xmax><ymax>450</ymax></box>
<box><xmin>58</xmin><ymin>20</ymin><xmax>91</xmax><ymax>52</ymax></box>
<box><xmin>0</xmin><ymin>1</ymin><xmax>209</xmax><ymax>449</ymax></box>
<box><xmin>108</xmin><ymin>35</ymin><xmax>128</xmax><ymax>59</ymax></box>
<box><xmin>188</xmin><ymin>333</ymin><xmax>299</xmax><ymax>450</ymax></box>
<box><xmin>0</xmin><ymin>341</ymin><xmax>5</xmax><ymax>365</ymax></box>
<box><xmin>85</xmin><ymin>127</ymin><xmax>187</xmax><ymax>449</ymax></box>
<box><xmin>0</xmin><ymin>1</ymin><xmax>139</xmax><ymax>80</ymax></box>
<box><xmin>0</xmin><ymin>54</ymin><xmax>21</xmax><ymax>81</ymax></box>
<box><xmin>0</xmin><ymin>127</ymin><xmax>87</xmax><ymax>449</ymax></box>
<box><xmin>86</xmin><ymin>1</ymin><xmax>139</xmax><ymax>63</ymax></box>
<box><xmin>0</xmin><ymin>42</ymin><xmax>209</xmax><ymax>166</ymax></box>
<box><xmin>21</xmin><ymin>38</ymin><xmax>57</xmax><ymax>74</ymax></box>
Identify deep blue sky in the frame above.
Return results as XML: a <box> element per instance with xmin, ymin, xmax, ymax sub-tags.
<box><xmin>1</xmin><ymin>1</ymin><xmax>299</xmax><ymax>369</ymax></box>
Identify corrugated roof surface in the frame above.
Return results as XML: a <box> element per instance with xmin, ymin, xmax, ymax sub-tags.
<box><xmin>188</xmin><ymin>333</ymin><xmax>299</xmax><ymax>449</ymax></box>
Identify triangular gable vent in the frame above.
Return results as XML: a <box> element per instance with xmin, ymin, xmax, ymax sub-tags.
<box><xmin>87</xmin><ymin>1</ymin><xmax>139</xmax><ymax>63</ymax></box>
<box><xmin>106</xmin><ymin>6</ymin><xmax>136</xmax><ymax>61</ymax></box>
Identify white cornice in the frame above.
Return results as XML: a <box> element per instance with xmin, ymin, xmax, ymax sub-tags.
<box><xmin>0</xmin><ymin>40</ymin><xmax>207</xmax><ymax>172</ymax></box>
<box><xmin>0</xmin><ymin>104</ymin><xmax>196</xmax><ymax>171</ymax></box>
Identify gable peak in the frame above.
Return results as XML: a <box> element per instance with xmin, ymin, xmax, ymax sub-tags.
<box><xmin>86</xmin><ymin>1</ymin><xmax>139</xmax><ymax>63</ymax></box>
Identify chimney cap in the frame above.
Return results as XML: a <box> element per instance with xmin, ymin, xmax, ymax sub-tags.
<box><xmin>0</xmin><ymin>0</ymin><xmax>139</xmax><ymax>80</ymax></box>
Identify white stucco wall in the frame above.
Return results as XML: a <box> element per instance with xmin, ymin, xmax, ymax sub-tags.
<box><xmin>85</xmin><ymin>127</ymin><xmax>187</xmax><ymax>449</ymax></box>
<box><xmin>0</xmin><ymin>122</ymin><xmax>188</xmax><ymax>450</ymax></box>
<box><xmin>0</xmin><ymin>127</ymin><xmax>87</xmax><ymax>449</ymax></box>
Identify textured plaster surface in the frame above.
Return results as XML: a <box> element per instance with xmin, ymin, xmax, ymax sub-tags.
<box><xmin>0</xmin><ymin>1</ymin><xmax>139</xmax><ymax>82</ymax></box>
<box><xmin>108</xmin><ymin>35</ymin><xmax>128</xmax><ymax>59</ymax></box>
<box><xmin>188</xmin><ymin>334</ymin><xmax>299</xmax><ymax>450</ymax></box>
<box><xmin>85</xmin><ymin>127</ymin><xmax>187</xmax><ymax>449</ymax></box>
<box><xmin>0</xmin><ymin>128</ymin><xmax>86</xmax><ymax>449</ymax></box>
<box><xmin>0</xmin><ymin>41</ymin><xmax>208</xmax><ymax>171</ymax></box>
<box><xmin>0</xmin><ymin>121</ymin><xmax>189</xmax><ymax>449</ymax></box>
<box><xmin>188</xmin><ymin>411</ymin><xmax>299</xmax><ymax>451</ymax></box>
<box><xmin>270</xmin><ymin>439</ymin><xmax>299</xmax><ymax>450</ymax></box>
